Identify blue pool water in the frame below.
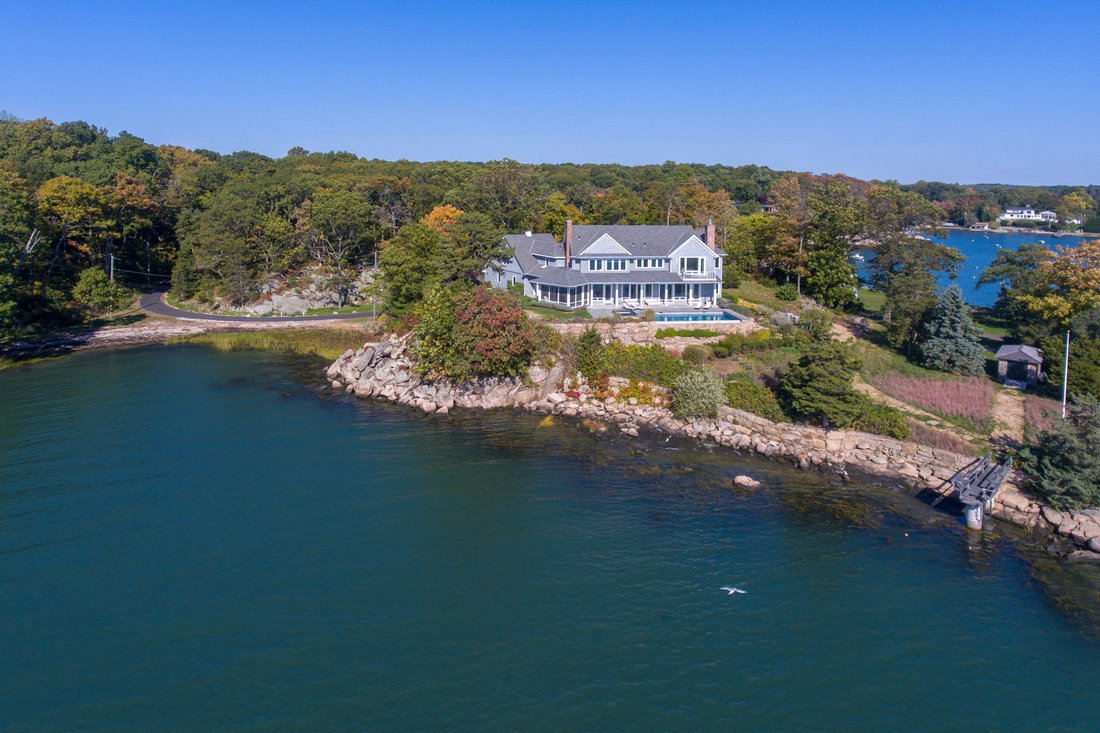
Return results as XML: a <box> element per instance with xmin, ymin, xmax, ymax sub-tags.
<box><xmin>655</xmin><ymin>310</ymin><xmax>741</xmax><ymax>322</ymax></box>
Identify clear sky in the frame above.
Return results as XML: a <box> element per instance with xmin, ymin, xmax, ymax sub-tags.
<box><xmin>3</xmin><ymin>0</ymin><xmax>1097</xmax><ymax>185</ymax></box>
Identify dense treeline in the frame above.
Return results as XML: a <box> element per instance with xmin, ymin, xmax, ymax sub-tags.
<box><xmin>1</xmin><ymin>114</ymin><xmax>1097</xmax><ymax>339</ymax></box>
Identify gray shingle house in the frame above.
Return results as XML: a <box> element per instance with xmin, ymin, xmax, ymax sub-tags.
<box><xmin>483</xmin><ymin>219</ymin><xmax>725</xmax><ymax>309</ymax></box>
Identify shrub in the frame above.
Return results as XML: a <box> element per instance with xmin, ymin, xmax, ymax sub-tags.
<box><xmin>682</xmin><ymin>344</ymin><xmax>712</xmax><ymax>364</ymax></box>
<box><xmin>575</xmin><ymin>327</ymin><xmax>606</xmax><ymax>378</ymax></box>
<box><xmin>643</xmin><ymin>308</ymin><xmax>656</xmax><ymax>321</ymax></box>
<box><xmin>798</xmin><ymin>309</ymin><xmax>834</xmax><ymax>342</ymax></box>
<box><xmin>852</xmin><ymin>401</ymin><xmax>910</xmax><ymax>439</ymax></box>
<box><xmin>602</xmin><ymin>343</ymin><xmax>689</xmax><ymax>386</ymax></box>
<box><xmin>618</xmin><ymin>378</ymin><xmax>658</xmax><ymax>405</ymax></box>
<box><xmin>710</xmin><ymin>344</ymin><xmax>731</xmax><ymax>359</ymax></box>
<box><xmin>507</xmin><ymin>281</ymin><xmax>525</xmax><ymax>298</ymax></box>
<box><xmin>413</xmin><ymin>285</ymin><xmax>553</xmax><ymax>381</ymax></box>
<box><xmin>775</xmin><ymin>283</ymin><xmax>798</xmax><ymax>301</ymax></box>
<box><xmin>724</xmin><ymin>378</ymin><xmax>785</xmax><ymax>422</ymax></box>
<box><xmin>718</xmin><ymin>328</ymin><xmax>800</xmax><ymax>355</ymax></box>
<box><xmin>672</xmin><ymin>370</ymin><xmax>725</xmax><ymax>418</ymax></box>
<box><xmin>655</xmin><ymin>327</ymin><xmax>720</xmax><ymax>339</ymax></box>
<box><xmin>1020</xmin><ymin>395</ymin><xmax>1100</xmax><ymax>509</ymax></box>
<box><xmin>590</xmin><ymin>370</ymin><xmax>611</xmax><ymax>398</ymax></box>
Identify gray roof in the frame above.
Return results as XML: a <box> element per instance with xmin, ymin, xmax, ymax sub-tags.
<box><xmin>504</xmin><ymin>233</ymin><xmax>557</xmax><ymax>274</ymax></box>
<box><xmin>570</xmin><ymin>224</ymin><xmax>725</xmax><ymax>257</ymax></box>
<box><xmin>527</xmin><ymin>268</ymin><xmax>717</xmax><ymax>287</ymax></box>
<box><xmin>503</xmin><ymin>225</ymin><xmax>727</xmax><ymax>283</ymax></box>
<box><xmin>995</xmin><ymin>344</ymin><xmax>1043</xmax><ymax>364</ymax></box>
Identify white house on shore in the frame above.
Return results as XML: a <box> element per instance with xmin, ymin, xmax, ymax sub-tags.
<box><xmin>1000</xmin><ymin>207</ymin><xmax>1058</xmax><ymax>223</ymax></box>
<box><xmin>483</xmin><ymin>220</ymin><xmax>724</xmax><ymax>309</ymax></box>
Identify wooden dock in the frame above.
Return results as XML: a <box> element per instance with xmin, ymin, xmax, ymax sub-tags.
<box><xmin>949</xmin><ymin>457</ymin><xmax>1013</xmax><ymax>529</ymax></box>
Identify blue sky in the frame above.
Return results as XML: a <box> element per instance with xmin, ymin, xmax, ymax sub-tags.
<box><xmin>3</xmin><ymin>0</ymin><xmax>1097</xmax><ymax>185</ymax></box>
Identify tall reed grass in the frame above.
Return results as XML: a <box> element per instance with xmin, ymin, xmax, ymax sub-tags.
<box><xmin>905</xmin><ymin>420</ymin><xmax>980</xmax><ymax>456</ymax></box>
<box><xmin>168</xmin><ymin>328</ymin><xmax>368</xmax><ymax>361</ymax></box>
<box><xmin>869</xmin><ymin>373</ymin><xmax>995</xmax><ymax>432</ymax></box>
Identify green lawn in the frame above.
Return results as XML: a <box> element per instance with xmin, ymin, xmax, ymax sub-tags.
<box><xmin>722</xmin><ymin>279</ymin><xmax>801</xmax><ymax>314</ymax></box>
<box><xmin>523</xmin><ymin>303</ymin><xmax>592</xmax><ymax>320</ymax></box>
<box><xmin>857</xmin><ymin>287</ymin><xmax>885</xmax><ymax>315</ymax></box>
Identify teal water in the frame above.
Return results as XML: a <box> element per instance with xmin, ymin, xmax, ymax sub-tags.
<box><xmin>859</xmin><ymin>229</ymin><xmax>1094</xmax><ymax>307</ymax></box>
<box><xmin>2</xmin><ymin>346</ymin><xmax>1100</xmax><ymax>732</ymax></box>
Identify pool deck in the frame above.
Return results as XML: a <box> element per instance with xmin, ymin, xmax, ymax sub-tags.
<box><xmin>587</xmin><ymin>305</ymin><xmax>746</xmax><ymax>321</ymax></box>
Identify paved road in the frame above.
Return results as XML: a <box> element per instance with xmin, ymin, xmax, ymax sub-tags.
<box><xmin>139</xmin><ymin>292</ymin><xmax>376</xmax><ymax>323</ymax></box>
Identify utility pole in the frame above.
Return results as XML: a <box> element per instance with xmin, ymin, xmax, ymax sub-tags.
<box><xmin>1062</xmin><ymin>329</ymin><xmax>1071</xmax><ymax>418</ymax></box>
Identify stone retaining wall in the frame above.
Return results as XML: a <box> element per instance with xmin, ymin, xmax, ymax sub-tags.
<box><xmin>549</xmin><ymin>318</ymin><xmax>757</xmax><ymax>346</ymax></box>
<box><xmin>326</xmin><ymin>334</ymin><xmax>1100</xmax><ymax>561</ymax></box>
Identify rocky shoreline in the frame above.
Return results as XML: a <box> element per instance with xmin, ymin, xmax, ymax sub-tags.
<box><xmin>328</xmin><ymin>333</ymin><xmax>1100</xmax><ymax>562</ymax></box>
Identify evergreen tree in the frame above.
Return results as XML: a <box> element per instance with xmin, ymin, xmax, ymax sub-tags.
<box><xmin>780</xmin><ymin>342</ymin><xmax>864</xmax><ymax>427</ymax></box>
<box><xmin>918</xmin><ymin>285</ymin><xmax>986</xmax><ymax>375</ymax></box>
<box><xmin>1020</xmin><ymin>395</ymin><xmax>1100</xmax><ymax>510</ymax></box>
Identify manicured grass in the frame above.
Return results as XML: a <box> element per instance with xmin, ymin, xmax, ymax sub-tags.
<box><xmin>523</xmin><ymin>304</ymin><xmax>592</xmax><ymax>320</ymax></box>
<box><xmin>167</xmin><ymin>328</ymin><xmax>369</xmax><ymax>361</ymax></box>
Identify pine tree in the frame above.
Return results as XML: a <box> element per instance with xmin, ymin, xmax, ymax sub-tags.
<box><xmin>1020</xmin><ymin>395</ymin><xmax>1100</xmax><ymax>509</ymax></box>
<box><xmin>918</xmin><ymin>285</ymin><xmax>986</xmax><ymax>375</ymax></box>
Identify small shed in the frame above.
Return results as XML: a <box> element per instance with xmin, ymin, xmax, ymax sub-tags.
<box><xmin>995</xmin><ymin>344</ymin><xmax>1043</xmax><ymax>386</ymax></box>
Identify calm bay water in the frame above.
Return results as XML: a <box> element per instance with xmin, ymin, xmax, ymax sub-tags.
<box><xmin>2</xmin><ymin>346</ymin><xmax>1100</xmax><ymax>732</ymax></box>
<box><xmin>860</xmin><ymin>229</ymin><xmax>1094</xmax><ymax>307</ymax></box>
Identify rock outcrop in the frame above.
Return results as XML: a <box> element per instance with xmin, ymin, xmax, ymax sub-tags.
<box><xmin>327</xmin><ymin>333</ymin><xmax>1100</xmax><ymax>559</ymax></box>
<box><xmin>326</xmin><ymin>334</ymin><xmax>563</xmax><ymax>414</ymax></box>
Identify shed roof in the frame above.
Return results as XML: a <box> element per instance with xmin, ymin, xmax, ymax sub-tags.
<box><xmin>995</xmin><ymin>344</ymin><xmax>1043</xmax><ymax>364</ymax></box>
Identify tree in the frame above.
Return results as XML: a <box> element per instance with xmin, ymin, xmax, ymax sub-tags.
<box><xmin>780</xmin><ymin>342</ymin><xmax>865</xmax><ymax>427</ymax></box>
<box><xmin>420</xmin><ymin>204</ymin><xmax>464</xmax><ymax>233</ymax></box>
<box><xmin>976</xmin><ymin>243</ymin><xmax>1058</xmax><ymax>344</ymax></box>
<box><xmin>459</xmin><ymin>159</ymin><xmax>545</xmax><ymax>230</ymax></box>
<box><xmin>438</xmin><ymin>212</ymin><xmax>508</xmax><ymax>286</ymax></box>
<box><xmin>804</xmin><ymin>246</ymin><xmax>857</xmax><ymax>309</ymax></box>
<box><xmin>1020</xmin><ymin>395</ymin><xmax>1100</xmax><ymax>510</ymax></box>
<box><xmin>919</xmin><ymin>285</ymin><xmax>986</xmax><ymax>375</ymax></box>
<box><xmin>727</xmin><ymin>213</ymin><xmax>782</xmax><ymax>278</ymax></box>
<box><xmin>769</xmin><ymin>174</ymin><xmax>812</xmax><ymax>292</ymax></box>
<box><xmin>867</xmin><ymin>235</ymin><xmax>963</xmax><ymax>351</ymax></box>
<box><xmin>1022</xmin><ymin>239</ymin><xmax>1100</xmax><ymax>324</ymax></box>
<box><xmin>377</xmin><ymin>222</ymin><xmax>446</xmax><ymax>315</ymax></box>
<box><xmin>71</xmin><ymin>266</ymin><xmax>129</xmax><ymax>315</ymax></box>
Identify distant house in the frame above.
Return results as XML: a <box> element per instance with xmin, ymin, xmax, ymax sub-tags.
<box><xmin>999</xmin><ymin>206</ymin><xmax>1058</xmax><ymax>223</ymax></box>
<box><xmin>483</xmin><ymin>220</ymin><xmax>725</xmax><ymax>309</ymax></box>
<box><xmin>995</xmin><ymin>344</ymin><xmax>1043</xmax><ymax>386</ymax></box>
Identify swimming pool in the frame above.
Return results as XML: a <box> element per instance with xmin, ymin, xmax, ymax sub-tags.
<box><xmin>654</xmin><ymin>310</ymin><xmax>742</xmax><ymax>322</ymax></box>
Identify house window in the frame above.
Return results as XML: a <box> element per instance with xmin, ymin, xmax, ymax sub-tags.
<box><xmin>681</xmin><ymin>257</ymin><xmax>703</xmax><ymax>273</ymax></box>
<box><xmin>593</xmin><ymin>284</ymin><xmax>604</xmax><ymax>300</ymax></box>
<box><xmin>674</xmin><ymin>284</ymin><xmax>686</xmax><ymax>298</ymax></box>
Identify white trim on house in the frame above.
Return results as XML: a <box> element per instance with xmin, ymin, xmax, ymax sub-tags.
<box><xmin>577</xmin><ymin>233</ymin><xmax>631</xmax><ymax>256</ymax></box>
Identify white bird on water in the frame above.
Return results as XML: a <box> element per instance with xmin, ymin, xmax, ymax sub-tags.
<box><xmin>720</xmin><ymin>586</ymin><xmax>747</xmax><ymax>595</ymax></box>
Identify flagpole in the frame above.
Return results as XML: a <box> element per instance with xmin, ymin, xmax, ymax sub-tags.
<box><xmin>1062</xmin><ymin>329</ymin><xmax>1071</xmax><ymax>418</ymax></box>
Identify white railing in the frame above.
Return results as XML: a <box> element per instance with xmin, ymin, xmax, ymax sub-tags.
<box><xmin>679</xmin><ymin>270</ymin><xmax>716</xmax><ymax>280</ymax></box>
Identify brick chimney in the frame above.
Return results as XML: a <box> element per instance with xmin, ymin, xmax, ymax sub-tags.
<box><xmin>704</xmin><ymin>218</ymin><xmax>716</xmax><ymax>250</ymax></box>
<box><xmin>565</xmin><ymin>217</ymin><xmax>573</xmax><ymax>268</ymax></box>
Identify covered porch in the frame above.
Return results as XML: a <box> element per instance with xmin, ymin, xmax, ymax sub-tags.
<box><xmin>534</xmin><ymin>281</ymin><xmax>720</xmax><ymax>310</ymax></box>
